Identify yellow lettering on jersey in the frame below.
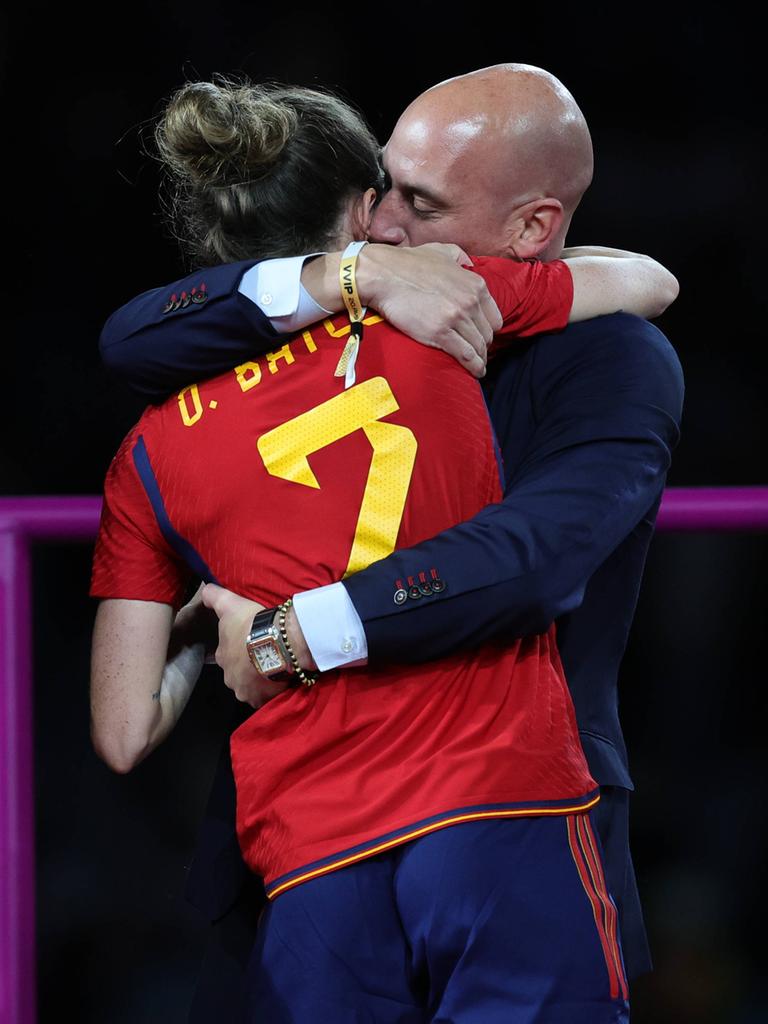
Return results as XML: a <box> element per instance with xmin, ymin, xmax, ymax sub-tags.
<box><xmin>178</xmin><ymin>384</ymin><xmax>204</xmax><ymax>427</ymax></box>
<box><xmin>301</xmin><ymin>330</ymin><xmax>318</xmax><ymax>354</ymax></box>
<box><xmin>322</xmin><ymin>315</ymin><xmax>384</xmax><ymax>339</ymax></box>
<box><xmin>257</xmin><ymin>377</ymin><xmax>417</xmax><ymax>577</ymax></box>
<box><xmin>235</xmin><ymin>361</ymin><xmax>262</xmax><ymax>392</ymax></box>
<box><xmin>266</xmin><ymin>344</ymin><xmax>295</xmax><ymax>374</ymax></box>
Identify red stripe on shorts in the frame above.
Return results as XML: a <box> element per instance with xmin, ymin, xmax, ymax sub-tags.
<box><xmin>566</xmin><ymin>815</ymin><xmax>621</xmax><ymax>1000</ymax></box>
<box><xmin>577</xmin><ymin>815</ymin><xmax>629</xmax><ymax>999</ymax></box>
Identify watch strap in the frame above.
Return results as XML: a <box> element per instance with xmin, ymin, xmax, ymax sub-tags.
<box><xmin>246</xmin><ymin>607</ymin><xmax>293</xmax><ymax>677</ymax></box>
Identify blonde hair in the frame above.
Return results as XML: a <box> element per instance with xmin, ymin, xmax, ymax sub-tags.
<box><xmin>155</xmin><ymin>78</ymin><xmax>382</xmax><ymax>266</ymax></box>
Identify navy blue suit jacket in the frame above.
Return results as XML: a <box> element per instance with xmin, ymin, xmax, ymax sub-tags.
<box><xmin>101</xmin><ymin>262</ymin><xmax>684</xmax><ymax>985</ymax></box>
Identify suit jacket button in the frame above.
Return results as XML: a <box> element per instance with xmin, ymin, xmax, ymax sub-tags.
<box><xmin>393</xmin><ymin>588</ymin><xmax>408</xmax><ymax>605</ymax></box>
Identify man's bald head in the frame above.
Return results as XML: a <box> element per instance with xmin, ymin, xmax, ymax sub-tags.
<box><xmin>369</xmin><ymin>64</ymin><xmax>593</xmax><ymax>259</ymax></box>
<box><xmin>417</xmin><ymin>64</ymin><xmax>593</xmax><ymax>216</ymax></box>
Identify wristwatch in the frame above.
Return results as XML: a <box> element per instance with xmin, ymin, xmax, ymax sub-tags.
<box><xmin>245</xmin><ymin>607</ymin><xmax>294</xmax><ymax>677</ymax></box>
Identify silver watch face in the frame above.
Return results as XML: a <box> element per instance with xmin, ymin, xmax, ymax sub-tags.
<box><xmin>251</xmin><ymin>641</ymin><xmax>285</xmax><ymax>674</ymax></box>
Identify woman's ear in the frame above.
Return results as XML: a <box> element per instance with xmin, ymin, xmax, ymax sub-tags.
<box><xmin>354</xmin><ymin>187</ymin><xmax>379</xmax><ymax>240</ymax></box>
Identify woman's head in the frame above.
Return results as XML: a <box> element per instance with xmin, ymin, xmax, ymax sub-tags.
<box><xmin>155</xmin><ymin>79</ymin><xmax>383</xmax><ymax>266</ymax></box>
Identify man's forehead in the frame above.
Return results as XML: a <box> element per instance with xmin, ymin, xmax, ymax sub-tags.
<box><xmin>380</xmin><ymin>146</ymin><xmax>450</xmax><ymax>211</ymax></box>
<box><xmin>383</xmin><ymin>117</ymin><xmax>430</xmax><ymax>170</ymax></box>
<box><xmin>389</xmin><ymin>107</ymin><xmax>488</xmax><ymax>151</ymax></box>
<box><xmin>381</xmin><ymin>137</ymin><xmax>429</xmax><ymax>178</ymax></box>
<box><xmin>383</xmin><ymin>119</ymin><xmax>494</xmax><ymax>201</ymax></box>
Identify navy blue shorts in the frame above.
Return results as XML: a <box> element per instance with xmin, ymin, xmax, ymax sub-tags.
<box><xmin>243</xmin><ymin>814</ymin><xmax>629</xmax><ymax>1023</ymax></box>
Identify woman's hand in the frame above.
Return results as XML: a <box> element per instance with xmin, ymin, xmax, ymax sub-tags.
<box><xmin>301</xmin><ymin>243</ymin><xmax>502</xmax><ymax>378</ymax></box>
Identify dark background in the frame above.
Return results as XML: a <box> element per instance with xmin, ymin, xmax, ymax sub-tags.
<box><xmin>3</xmin><ymin>3</ymin><xmax>766</xmax><ymax>1022</ymax></box>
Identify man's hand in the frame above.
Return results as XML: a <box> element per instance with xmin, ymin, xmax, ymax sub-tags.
<box><xmin>357</xmin><ymin>243</ymin><xmax>502</xmax><ymax>378</ymax></box>
<box><xmin>201</xmin><ymin>584</ymin><xmax>292</xmax><ymax>709</ymax></box>
<box><xmin>168</xmin><ymin>582</ymin><xmax>219</xmax><ymax>659</ymax></box>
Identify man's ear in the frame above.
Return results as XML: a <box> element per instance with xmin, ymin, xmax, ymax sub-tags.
<box><xmin>503</xmin><ymin>198</ymin><xmax>564</xmax><ymax>259</ymax></box>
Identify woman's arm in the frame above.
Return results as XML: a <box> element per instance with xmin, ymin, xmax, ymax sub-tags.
<box><xmin>350</xmin><ymin>244</ymin><xmax>678</xmax><ymax>335</ymax></box>
<box><xmin>90</xmin><ymin>597</ymin><xmax>205</xmax><ymax>773</ymax></box>
<box><xmin>564</xmin><ymin>246</ymin><xmax>679</xmax><ymax>321</ymax></box>
<box><xmin>303</xmin><ymin>243</ymin><xmax>501</xmax><ymax>375</ymax></box>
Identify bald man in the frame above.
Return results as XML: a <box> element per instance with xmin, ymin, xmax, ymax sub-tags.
<box><xmin>370</xmin><ymin>64</ymin><xmax>593</xmax><ymax>259</ymax></box>
<box><xmin>100</xmin><ymin>65</ymin><xmax>683</xmax><ymax>1020</ymax></box>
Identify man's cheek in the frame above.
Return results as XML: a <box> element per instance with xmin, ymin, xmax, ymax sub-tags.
<box><xmin>408</xmin><ymin>218</ymin><xmax>457</xmax><ymax>247</ymax></box>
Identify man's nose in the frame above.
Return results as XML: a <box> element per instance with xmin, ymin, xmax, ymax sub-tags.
<box><xmin>368</xmin><ymin>196</ymin><xmax>409</xmax><ymax>246</ymax></box>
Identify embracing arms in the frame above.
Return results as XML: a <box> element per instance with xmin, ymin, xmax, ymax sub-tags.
<box><xmin>94</xmin><ymin>245</ymin><xmax>680</xmax><ymax>710</ymax></box>
<box><xmin>345</xmin><ymin>318</ymin><xmax>684</xmax><ymax>659</ymax></box>
<box><xmin>98</xmin><ymin>245</ymin><xmax>501</xmax><ymax>396</ymax></box>
<box><xmin>203</xmin><ymin>315</ymin><xmax>684</xmax><ymax>695</ymax></box>
<box><xmin>99</xmin><ymin>243</ymin><xmax>677</xmax><ymax>399</ymax></box>
<box><xmin>298</xmin><ymin>243</ymin><xmax>677</xmax><ymax>349</ymax></box>
<box><xmin>564</xmin><ymin>246</ymin><xmax>678</xmax><ymax>322</ymax></box>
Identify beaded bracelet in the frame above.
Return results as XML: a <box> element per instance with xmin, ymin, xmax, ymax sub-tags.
<box><xmin>277</xmin><ymin>598</ymin><xmax>320</xmax><ymax>688</ymax></box>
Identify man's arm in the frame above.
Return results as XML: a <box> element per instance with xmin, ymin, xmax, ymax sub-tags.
<box><xmin>100</xmin><ymin>260</ymin><xmax>280</xmax><ymax>400</ymax></box>
<box><xmin>208</xmin><ymin>315</ymin><xmax>683</xmax><ymax>682</ymax></box>
<box><xmin>99</xmin><ymin>245</ymin><xmax>503</xmax><ymax>398</ymax></box>
<box><xmin>344</xmin><ymin>315</ymin><xmax>684</xmax><ymax>661</ymax></box>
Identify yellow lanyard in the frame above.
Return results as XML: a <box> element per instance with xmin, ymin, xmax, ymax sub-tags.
<box><xmin>334</xmin><ymin>241</ymin><xmax>368</xmax><ymax>387</ymax></box>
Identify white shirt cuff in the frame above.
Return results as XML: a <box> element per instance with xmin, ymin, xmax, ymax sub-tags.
<box><xmin>239</xmin><ymin>255</ymin><xmax>333</xmax><ymax>331</ymax></box>
<box><xmin>292</xmin><ymin>583</ymin><xmax>368</xmax><ymax>672</ymax></box>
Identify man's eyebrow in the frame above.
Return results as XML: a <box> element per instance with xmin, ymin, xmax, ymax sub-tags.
<box><xmin>380</xmin><ymin>153</ymin><xmax>448</xmax><ymax>207</ymax></box>
<box><xmin>402</xmin><ymin>182</ymin><xmax>449</xmax><ymax>208</ymax></box>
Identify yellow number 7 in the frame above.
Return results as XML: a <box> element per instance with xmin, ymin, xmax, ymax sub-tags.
<box><xmin>257</xmin><ymin>377</ymin><xmax>418</xmax><ymax>577</ymax></box>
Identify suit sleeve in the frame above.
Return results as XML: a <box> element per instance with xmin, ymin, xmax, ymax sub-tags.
<box><xmin>343</xmin><ymin>316</ymin><xmax>684</xmax><ymax>662</ymax></box>
<box><xmin>99</xmin><ymin>261</ymin><xmax>279</xmax><ymax>400</ymax></box>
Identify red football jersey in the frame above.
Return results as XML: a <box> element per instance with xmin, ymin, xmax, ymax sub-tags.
<box><xmin>91</xmin><ymin>256</ymin><xmax>596</xmax><ymax>898</ymax></box>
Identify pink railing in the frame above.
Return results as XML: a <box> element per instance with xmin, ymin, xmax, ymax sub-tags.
<box><xmin>0</xmin><ymin>498</ymin><xmax>101</xmax><ymax>1024</ymax></box>
<box><xmin>2</xmin><ymin>487</ymin><xmax>768</xmax><ymax>1024</ymax></box>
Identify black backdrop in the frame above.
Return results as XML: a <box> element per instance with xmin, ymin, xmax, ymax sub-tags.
<box><xmin>3</xmin><ymin>4</ymin><xmax>766</xmax><ymax>1022</ymax></box>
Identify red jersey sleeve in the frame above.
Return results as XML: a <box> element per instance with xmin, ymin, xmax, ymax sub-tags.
<box><xmin>467</xmin><ymin>256</ymin><xmax>573</xmax><ymax>343</ymax></box>
<box><xmin>90</xmin><ymin>426</ymin><xmax>190</xmax><ymax>607</ymax></box>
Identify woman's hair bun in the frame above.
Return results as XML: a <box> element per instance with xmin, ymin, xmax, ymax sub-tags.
<box><xmin>155</xmin><ymin>79</ymin><xmax>298</xmax><ymax>187</ymax></box>
<box><xmin>154</xmin><ymin>77</ymin><xmax>382</xmax><ymax>267</ymax></box>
